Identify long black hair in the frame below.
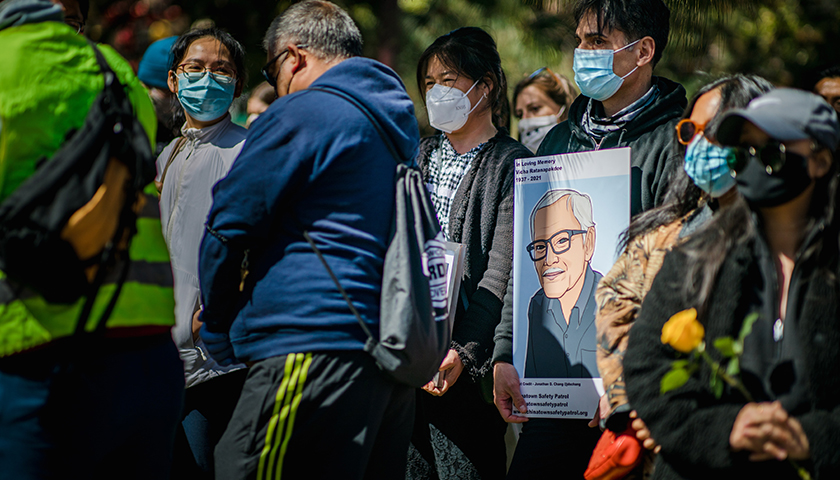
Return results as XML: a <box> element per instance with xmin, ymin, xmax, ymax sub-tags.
<box><xmin>620</xmin><ymin>74</ymin><xmax>775</xmax><ymax>251</ymax></box>
<box><xmin>416</xmin><ymin>27</ymin><xmax>509</xmax><ymax>130</ymax></box>
<box><xmin>679</xmin><ymin>101</ymin><xmax>840</xmax><ymax>313</ymax></box>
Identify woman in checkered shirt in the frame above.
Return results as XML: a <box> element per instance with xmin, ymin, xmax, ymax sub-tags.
<box><xmin>407</xmin><ymin>26</ymin><xmax>533</xmax><ymax>480</ymax></box>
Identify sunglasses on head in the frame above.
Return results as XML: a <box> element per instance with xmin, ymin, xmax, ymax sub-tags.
<box><xmin>527</xmin><ymin>66</ymin><xmax>565</xmax><ymax>85</ymax></box>
<box><xmin>727</xmin><ymin>141</ymin><xmax>804</xmax><ymax>175</ymax></box>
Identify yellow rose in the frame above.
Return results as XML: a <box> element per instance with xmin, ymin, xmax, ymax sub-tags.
<box><xmin>661</xmin><ymin>308</ymin><xmax>705</xmax><ymax>353</ymax></box>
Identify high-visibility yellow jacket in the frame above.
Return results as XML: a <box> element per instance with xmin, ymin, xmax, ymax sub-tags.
<box><xmin>0</xmin><ymin>22</ymin><xmax>174</xmax><ymax>358</ymax></box>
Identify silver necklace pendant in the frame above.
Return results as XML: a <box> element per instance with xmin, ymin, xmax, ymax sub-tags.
<box><xmin>773</xmin><ymin>318</ymin><xmax>784</xmax><ymax>342</ymax></box>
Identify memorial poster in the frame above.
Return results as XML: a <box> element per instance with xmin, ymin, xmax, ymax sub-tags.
<box><xmin>512</xmin><ymin>147</ymin><xmax>630</xmax><ymax>418</ymax></box>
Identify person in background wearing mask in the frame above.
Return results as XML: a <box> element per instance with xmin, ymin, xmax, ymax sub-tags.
<box><xmin>492</xmin><ymin>0</ymin><xmax>686</xmax><ymax>478</ymax></box>
<box><xmin>813</xmin><ymin>66</ymin><xmax>840</xmax><ymax>115</ymax></box>
<box><xmin>625</xmin><ymin>88</ymin><xmax>840</xmax><ymax>479</ymax></box>
<box><xmin>595</xmin><ymin>75</ymin><xmax>773</xmax><ymax>479</ymax></box>
<box><xmin>156</xmin><ymin>27</ymin><xmax>248</xmax><ymax>480</ymax></box>
<box><xmin>245</xmin><ymin>81</ymin><xmax>276</xmax><ymax>128</ymax></box>
<box><xmin>408</xmin><ymin>26</ymin><xmax>532</xmax><ymax>480</ymax></box>
<box><xmin>513</xmin><ymin>67</ymin><xmax>577</xmax><ymax>153</ymax></box>
<box><xmin>138</xmin><ymin>36</ymin><xmax>183</xmax><ymax>156</ymax></box>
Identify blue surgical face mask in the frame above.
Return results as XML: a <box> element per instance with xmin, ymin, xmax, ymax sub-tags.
<box><xmin>573</xmin><ymin>39</ymin><xmax>640</xmax><ymax>102</ymax></box>
<box><xmin>684</xmin><ymin>134</ymin><xmax>737</xmax><ymax>198</ymax></box>
<box><xmin>176</xmin><ymin>72</ymin><xmax>236</xmax><ymax>122</ymax></box>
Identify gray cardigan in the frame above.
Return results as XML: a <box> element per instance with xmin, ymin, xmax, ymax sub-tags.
<box><xmin>417</xmin><ymin>130</ymin><xmax>532</xmax><ymax>385</ymax></box>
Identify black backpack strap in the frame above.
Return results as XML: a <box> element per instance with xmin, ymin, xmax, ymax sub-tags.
<box><xmin>87</xmin><ymin>39</ymin><xmax>120</xmax><ymax>92</ymax></box>
<box><xmin>72</xmin><ymin>41</ymin><xmax>135</xmax><ymax>336</ymax></box>
<box><xmin>308</xmin><ymin>86</ymin><xmax>406</xmax><ymax>165</ymax></box>
<box><xmin>157</xmin><ymin>136</ymin><xmax>188</xmax><ymax>192</ymax></box>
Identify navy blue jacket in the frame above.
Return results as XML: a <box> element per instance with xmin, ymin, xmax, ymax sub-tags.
<box><xmin>198</xmin><ymin>57</ymin><xmax>419</xmax><ymax>363</ymax></box>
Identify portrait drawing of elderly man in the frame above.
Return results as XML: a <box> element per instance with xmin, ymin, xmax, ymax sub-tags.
<box><xmin>524</xmin><ymin>188</ymin><xmax>602</xmax><ymax>378</ymax></box>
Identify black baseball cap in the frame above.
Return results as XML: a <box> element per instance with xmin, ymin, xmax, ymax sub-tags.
<box><xmin>717</xmin><ymin>88</ymin><xmax>840</xmax><ymax>150</ymax></box>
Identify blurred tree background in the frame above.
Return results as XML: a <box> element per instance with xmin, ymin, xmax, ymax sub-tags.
<box><xmin>87</xmin><ymin>0</ymin><xmax>840</xmax><ymax>131</ymax></box>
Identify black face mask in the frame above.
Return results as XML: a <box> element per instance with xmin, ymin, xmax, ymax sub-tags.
<box><xmin>735</xmin><ymin>150</ymin><xmax>813</xmax><ymax>208</ymax></box>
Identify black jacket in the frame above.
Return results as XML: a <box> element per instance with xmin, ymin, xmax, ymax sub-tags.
<box><xmin>418</xmin><ymin>130</ymin><xmax>532</xmax><ymax>387</ymax></box>
<box><xmin>537</xmin><ymin>76</ymin><xmax>687</xmax><ymax>216</ymax></box>
<box><xmin>624</xmin><ymin>218</ymin><xmax>840</xmax><ymax>479</ymax></box>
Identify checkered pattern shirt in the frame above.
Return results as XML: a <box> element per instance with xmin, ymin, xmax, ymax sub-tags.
<box><xmin>425</xmin><ymin>135</ymin><xmax>486</xmax><ymax>240</ymax></box>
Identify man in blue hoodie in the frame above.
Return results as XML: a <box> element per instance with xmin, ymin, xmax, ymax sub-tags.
<box><xmin>197</xmin><ymin>1</ymin><xmax>420</xmax><ymax>478</ymax></box>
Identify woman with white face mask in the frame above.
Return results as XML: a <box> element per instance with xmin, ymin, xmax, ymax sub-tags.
<box><xmin>408</xmin><ymin>26</ymin><xmax>532</xmax><ymax>480</ymax></box>
<box><xmin>513</xmin><ymin>67</ymin><xmax>578</xmax><ymax>153</ymax></box>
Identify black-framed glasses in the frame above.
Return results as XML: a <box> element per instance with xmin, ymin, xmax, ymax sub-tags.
<box><xmin>261</xmin><ymin>44</ymin><xmax>309</xmax><ymax>88</ymax></box>
<box><xmin>728</xmin><ymin>141</ymin><xmax>800</xmax><ymax>175</ymax></box>
<box><xmin>526</xmin><ymin>229</ymin><xmax>587</xmax><ymax>261</ymax></box>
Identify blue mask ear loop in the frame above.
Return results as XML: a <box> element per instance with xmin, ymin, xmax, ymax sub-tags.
<box><xmin>614</xmin><ymin>39</ymin><xmax>641</xmax><ymax>80</ymax></box>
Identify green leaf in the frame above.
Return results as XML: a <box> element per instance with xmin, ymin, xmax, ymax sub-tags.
<box><xmin>661</xmin><ymin>367</ymin><xmax>691</xmax><ymax>394</ymax></box>
<box><xmin>712</xmin><ymin>376</ymin><xmax>725</xmax><ymax>398</ymax></box>
<box><xmin>726</xmin><ymin>356</ymin><xmax>740</xmax><ymax>378</ymax></box>
<box><xmin>714</xmin><ymin>337</ymin><xmax>737</xmax><ymax>357</ymax></box>
<box><xmin>738</xmin><ymin>312</ymin><xmax>760</xmax><ymax>343</ymax></box>
<box><xmin>672</xmin><ymin>359</ymin><xmax>690</xmax><ymax>369</ymax></box>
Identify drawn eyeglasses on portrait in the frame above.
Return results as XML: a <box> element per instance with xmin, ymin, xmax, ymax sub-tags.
<box><xmin>526</xmin><ymin>229</ymin><xmax>587</xmax><ymax>261</ymax></box>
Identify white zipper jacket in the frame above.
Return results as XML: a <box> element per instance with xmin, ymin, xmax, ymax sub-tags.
<box><xmin>156</xmin><ymin>114</ymin><xmax>247</xmax><ymax>387</ymax></box>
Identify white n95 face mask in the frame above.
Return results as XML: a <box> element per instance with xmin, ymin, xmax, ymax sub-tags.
<box><xmin>518</xmin><ymin>107</ymin><xmax>564</xmax><ymax>153</ymax></box>
<box><xmin>425</xmin><ymin>79</ymin><xmax>484</xmax><ymax>133</ymax></box>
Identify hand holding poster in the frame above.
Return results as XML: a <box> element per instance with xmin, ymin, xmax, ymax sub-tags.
<box><xmin>432</xmin><ymin>241</ymin><xmax>465</xmax><ymax>388</ymax></box>
<box><xmin>512</xmin><ymin>147</ymin><xmax>630</xmax><ymax>419</ymax></box>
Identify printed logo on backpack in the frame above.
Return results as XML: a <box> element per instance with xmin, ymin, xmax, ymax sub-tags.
<box><xmin>424</xmin><ymin>233</ymin><xmax>448</xmax><ymax>322</ymax></box>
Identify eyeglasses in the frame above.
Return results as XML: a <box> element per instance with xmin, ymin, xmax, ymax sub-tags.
<box><xmin>728</xmin><ymin>141</ymin><xmax>799</xmax><ymax>175</ymax></box>
<box><xmin>261</xmin><ymin>44</ymin><xmax>309</xmax><ymax>88</ymax></box>
<box><xmin>65</xmin><ymin>19</ymin><xmax>85</xmax><ymax>34</ymax></box>
<box><xmin>526</xmin><ymin>229</ymin><xmax>587</xmax><ymax>261</ymax></box>
<box><xmin>177</xmin><ymin>63</ymin><xmax>237</xmax><ymax>84</ymax></box>
<box><xmin>675</xmin><ymin>118</ymin><xmax>709</xmax><ymax>145</ymax></box>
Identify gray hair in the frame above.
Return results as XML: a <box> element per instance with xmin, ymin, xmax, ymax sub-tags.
<box><xmin>262</xmin><ymin>1</ymin><xmax>363</xmax><ymax>62</ymax></box>
<box><xmin>529</xmin><ymin>188</ymin><xmax>595</xmax><ymax>241</ymax></box>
